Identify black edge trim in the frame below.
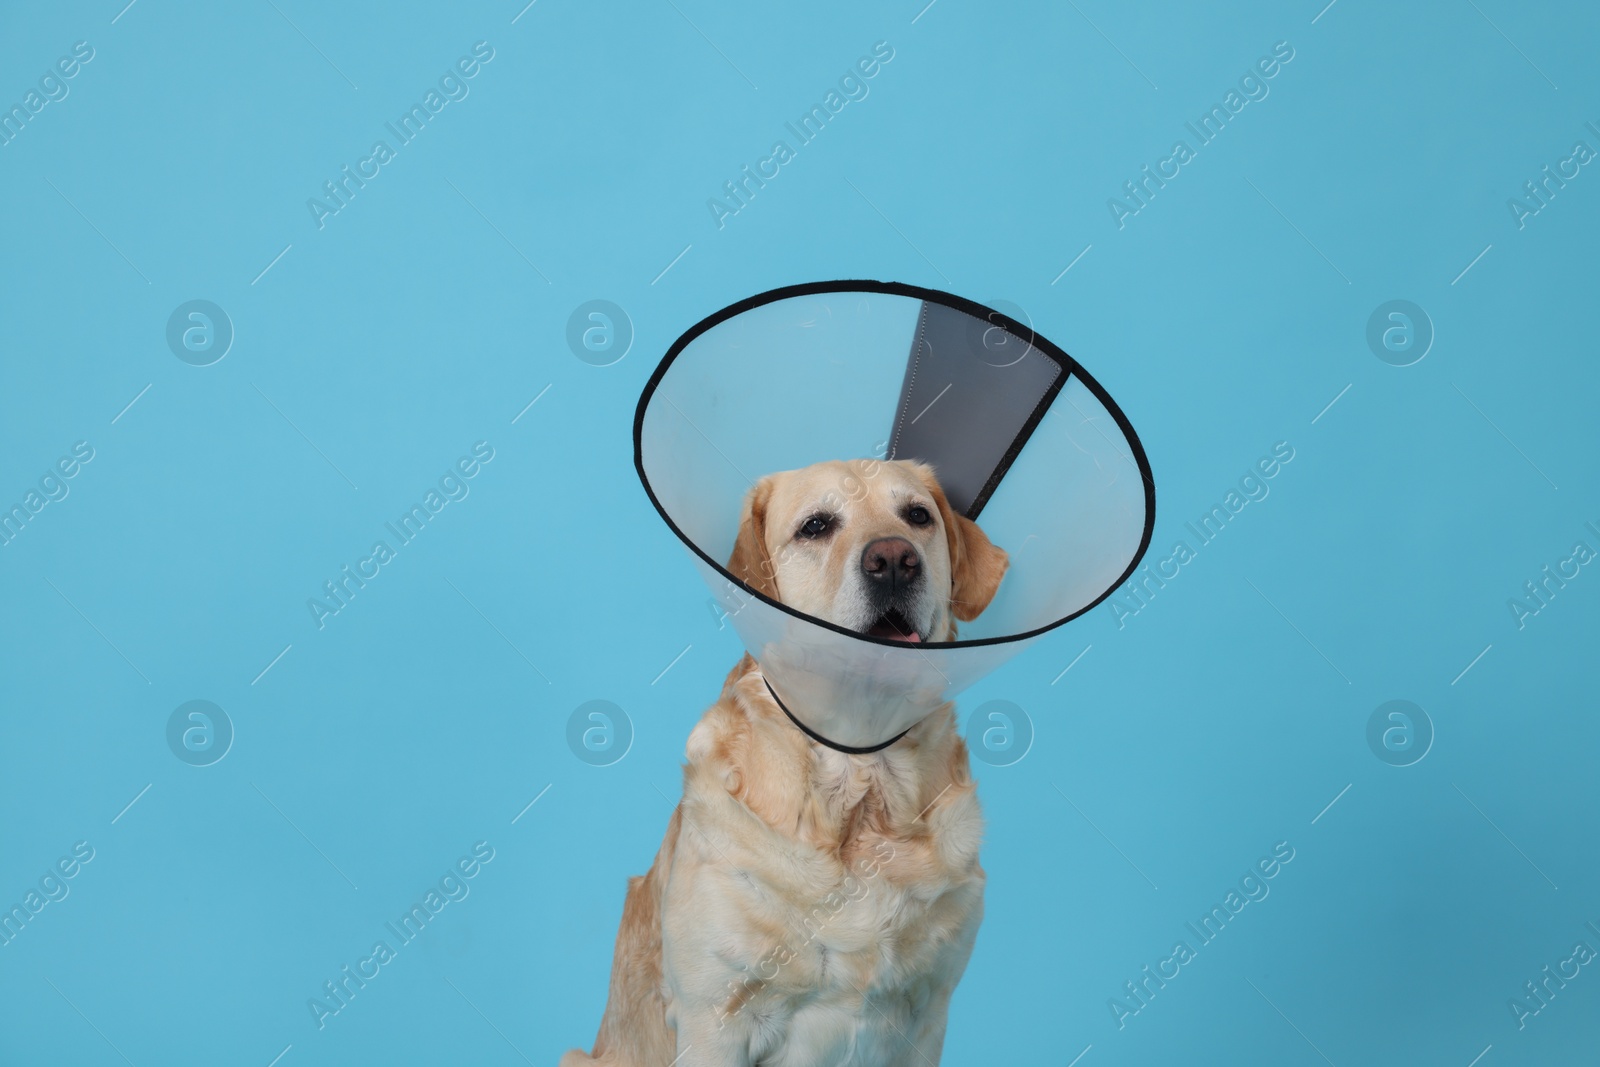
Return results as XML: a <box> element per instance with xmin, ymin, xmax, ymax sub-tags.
<box><xmin>633</xmin><ymin>279</ymin><xmax>1158</xmax><ymax>651</ymax></box>
<box><xmin>764</xmin><ymin>678</ymin><xmax>911</xmax><ymax>755</ymax></box>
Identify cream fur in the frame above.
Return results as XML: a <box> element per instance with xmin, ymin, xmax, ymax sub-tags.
<box><xmin>561</xmin><ymin>461</ymin><xmax>1005</xmax><ymax>1066</ymax></box>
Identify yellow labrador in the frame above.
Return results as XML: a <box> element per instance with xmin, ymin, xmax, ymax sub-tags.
<box><xmin>562</xmin><ymin>459</ymin><xmax>1007</xmax><ymax>1067</ymax></box>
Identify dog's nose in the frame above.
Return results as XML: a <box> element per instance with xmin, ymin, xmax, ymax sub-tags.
<box><xmin>861</xmin><ymin>538</ymin><xmax>920</xmax><ymax>591</ymax></box>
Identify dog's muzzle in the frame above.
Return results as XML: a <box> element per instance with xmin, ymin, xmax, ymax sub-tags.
<box><xmin>861</xmin><ymin>538</ymin><xmax>924</xmax><ymax>643</ymax></box>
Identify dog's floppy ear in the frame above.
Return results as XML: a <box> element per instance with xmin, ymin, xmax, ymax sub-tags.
<box><xmin>925</xmin><ymin>469</ymin><xmax>1008</xmax><ymax>622</ymax></box>
<box><xmin>727</xmin><ymin>476</ymin><xmax>779</xmax><ymax>600</ymax></box>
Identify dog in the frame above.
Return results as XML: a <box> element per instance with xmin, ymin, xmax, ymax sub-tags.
<box><xmin>561</xmin><ymin>458</ymin><xmax>1008</xmax><ymax>1067</ymax></box>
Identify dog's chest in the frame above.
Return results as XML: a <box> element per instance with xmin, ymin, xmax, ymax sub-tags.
<box><xmin>721</xmin><ymin>752</ymin><xmax>984</xmax><ymax>1062</ymax></box>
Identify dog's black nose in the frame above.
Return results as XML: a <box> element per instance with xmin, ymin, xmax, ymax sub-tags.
<box><xmin>861</xmin><ymin>538</ymin><xmax>920</xmax><ymax>591</ymax></box>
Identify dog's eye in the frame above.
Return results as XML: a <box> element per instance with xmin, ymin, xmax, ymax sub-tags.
<box><xmin>906</xmin><ymin>505</ymin><xmax>932</xmax><ymax>527</ymax></box>
<box><xmin>798</xmin><ymin>514</ymin><xmax>834</xmax><ymax>539</ymax></box>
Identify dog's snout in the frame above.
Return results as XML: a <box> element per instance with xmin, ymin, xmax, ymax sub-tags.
<box><xmin>861</xmin><ymin>537</ymin><xmax>920</xmax><ymax>591</ymax></box>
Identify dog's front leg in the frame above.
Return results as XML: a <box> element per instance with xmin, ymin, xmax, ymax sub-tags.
<box><xmin>880</xmin><ymin>987</ymin><xmax>955</xmax><ymax>1067</ymax></box>
<box><xmin>666</xmin><ymin>1007</ymin><xmax>757</xmax><ymax>1067</ymax></box>
<box><xmin>879</xmin><ymin>880</ymin><xmax>984</xmax><ymax>1067</ymax></box>
<box><xmin>659</xmin><ymin>948</ymin><xmax>762</xmax><ymax>1066</ymax></box>
<box><xmin>659</xmin><ymin>886</ymin><xmax>759</xmax><ymax>1066</ymax></box>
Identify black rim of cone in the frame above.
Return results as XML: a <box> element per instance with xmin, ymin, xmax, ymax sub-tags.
<box><xmin>633</xmin><ymin>279</ymin><xmax>1157</xmax><ymax>650</ymax></box>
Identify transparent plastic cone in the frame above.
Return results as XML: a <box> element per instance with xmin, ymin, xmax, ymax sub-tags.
<box><xmin>635</xmin><ymin>282</ymin><xmax>1154</xmax><ymax>750</ymax></box>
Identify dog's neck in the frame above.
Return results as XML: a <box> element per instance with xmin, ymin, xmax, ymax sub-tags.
<box><xmin>707</xmin><ymin>655</ymin><xmax>970</xmax><ymax>857</ymax></box>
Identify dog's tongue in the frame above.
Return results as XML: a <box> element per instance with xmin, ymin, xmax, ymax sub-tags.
<box><xmin>867</xmin><ymin>615</ymin><xmax>922</xmax><ymax>642</ymax></box>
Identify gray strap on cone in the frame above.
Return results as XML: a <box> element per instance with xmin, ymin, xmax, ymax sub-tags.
<box><xmin>886</xmin><ymin>301</ymin><xmax>1064</xmax><ymax>519</ymax></box>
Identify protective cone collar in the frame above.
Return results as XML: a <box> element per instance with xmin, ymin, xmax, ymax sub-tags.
<box><xmin>635</xmin><ymin>281</ymin><xmax>1155</xmax><ymax>752</ymax></box>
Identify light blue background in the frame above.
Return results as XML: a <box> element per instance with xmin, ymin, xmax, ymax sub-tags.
<box><xmin>2</xmin><ymin>1</ymin><xmax>1597</xmax><ymax>1064</ymax></box>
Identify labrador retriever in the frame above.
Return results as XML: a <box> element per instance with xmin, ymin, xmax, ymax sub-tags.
<box><xmin>561</xmin><ymin>458</ymin><xmax>1008</xmax><ymax>1067</ymax></box>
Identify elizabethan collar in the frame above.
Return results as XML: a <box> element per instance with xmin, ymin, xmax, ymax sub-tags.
<box><xmin>635</xmin><ymin>282</ymin><xmax>1154</xmax><ymax>751</ymax></box>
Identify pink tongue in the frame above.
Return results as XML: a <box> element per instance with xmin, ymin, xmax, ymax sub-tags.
<box><xmin>868</xmin><ymin>619</ymin><xmax>921</xmax><ymax>642</ymax></box>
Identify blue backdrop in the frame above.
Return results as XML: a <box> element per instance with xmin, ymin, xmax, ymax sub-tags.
<box><xmin>1</xmin><ymin>1</ymin><xmax>1596</xmax><ymax>1064</ymax></box>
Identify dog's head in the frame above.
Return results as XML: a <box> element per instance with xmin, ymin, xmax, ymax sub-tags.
<box><xmin>727</xmin><ymin>459</ymin><xmax>1008</xmax><ymax>642</ymax></box>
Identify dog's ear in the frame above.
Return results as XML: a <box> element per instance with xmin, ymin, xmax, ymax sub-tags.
<box><xmin>727</xmin><ymin>476</ymin><xmax>779</xmax><ymax>600</ymax></box>
<box><xmin>925</xmin><ymin>469</ymin><xmax>1008</xmax><ymax>622</ymax></box>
